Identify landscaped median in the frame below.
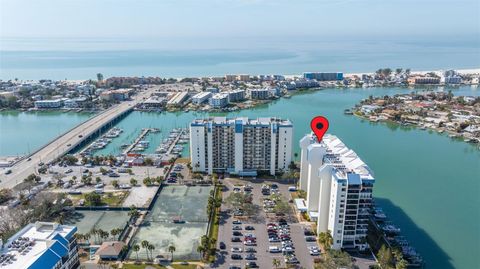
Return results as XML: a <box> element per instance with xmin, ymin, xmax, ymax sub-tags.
<box><xmin>202</xmin><ymin>184</ymin><xmax>222</xmax><ymax>263</ymax></box>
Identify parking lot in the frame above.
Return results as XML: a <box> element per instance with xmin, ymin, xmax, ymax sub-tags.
<box><xmin>213</xmin><ymin>178</ymin><xmax>318</xmax><ymax>269</ymax></box>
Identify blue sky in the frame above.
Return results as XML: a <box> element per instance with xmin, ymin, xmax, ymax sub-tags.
<box><xmin>1</xmin><ymin>0</ymin><xmax>479</xmax><ymax>40</ymax></box>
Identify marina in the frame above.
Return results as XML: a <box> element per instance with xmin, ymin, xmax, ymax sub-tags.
<box><xmin>369</xmin><ymin>207</ymin><xmax>424</xmax><ymax>267</ymax></box>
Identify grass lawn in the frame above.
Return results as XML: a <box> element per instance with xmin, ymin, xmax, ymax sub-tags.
<box><xmin>68</xmin><ymin>191</ymin><xmax>128</xmax><ymax>206</ymax></box>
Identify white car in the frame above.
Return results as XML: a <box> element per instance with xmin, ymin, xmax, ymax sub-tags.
<box><xmin>231</xmin><ymin>247</ymin><xmax>242</xmax><ymax>253</ymax></box>
<box><xmin>268</xmin><ymin>246</ymin><xmax>281</xmax><ymax>253</ymax></box>
<box><xmin>309</xmin><ymin>249</ymin><xmax>320</xmax><ymax>256</ymax></box>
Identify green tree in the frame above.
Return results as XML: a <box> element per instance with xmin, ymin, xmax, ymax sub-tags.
<box><xmin>141</xmin><ymin>240</ymin><xmax>150</xmax><ymax>261</ymax></box>
<box><xmin>132</xmin><ymin>244</ymin><xmax>140</xmax><ymax>261</ymax></box>
<box><xmin>130</xmin><ymin>178</ymin><xmax>137</xmax><ymax>186</ymax></box>
<box><xmin>111</xmin><ymin>180</ymin><xmax>119</xmax><ymax>188</ymax></box>
<box><xmin>272</xmin><ymin>258</ymin><xmax>281</xmax><ymax>268</ymax></box>
<box><xmin>318</xmin><ymin>230</ymin><xmax>333</xmax><ymax>252</ymax></box>
<box><xmin>144</xmin><ymin>158</ymin><xmax>153</xmax><ymax>166</ymax></box>
<box><xmin>168</xmin><ymin>244</ymin><xmax>176</xmax><ymax>261</ymax></box>
<box><xmin>377</xmin><ymin>244</ymin><xmax>394</xmax><ymax>269</ymax></box>
<box><xmin>85</xmin><ymin>192</ymin><xmax>102</xmax><ymax>206</ymax></box>
<box><xmin>97</xmin><ymin>73</ymin><xmax>104</xmax><ymax>82</ymax></box>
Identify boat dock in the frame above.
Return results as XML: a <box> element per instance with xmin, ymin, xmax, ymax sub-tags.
<box><xmin>123</xmin><ymin>128</ymin><xmax>159</xmax><ymax>154</ymax></box>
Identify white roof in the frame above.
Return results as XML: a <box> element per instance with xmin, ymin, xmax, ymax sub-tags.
<box><xmin>322</xmin><ymin>134</ymin><xmax>374</xmax><ymax>180</ymax></box>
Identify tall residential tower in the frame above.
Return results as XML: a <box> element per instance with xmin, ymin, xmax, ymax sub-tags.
<box><xmin>299</xmin><ymin>133</ymin><xmax>375</xmax><ymax>250</ymax></box>
<box><xmin>190</xmin><ymin>117</ymin><xmax>293</xmax><ymax>176</ymax></box>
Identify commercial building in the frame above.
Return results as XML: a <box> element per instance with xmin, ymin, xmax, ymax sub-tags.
<box><xmin>299</xmin><ymin>133</ymin><xmax>374</xmax><ymax>250</ymax></box>
<box><xmin>407</xmin><ymin>76</ymin><xmax>441</xmax><ymax>85</ymax></box>
<box><xmin>100</xmin><ymin>89</ymin><xmax>132</xmax><ymax>101</ymax></box>
<box><xmin>249</xmin><ymin>88</ymin><xmax>270</xmax><ymax>100</ymax></box>
<box><xmin>34</xmin><ymin>99</ymin><xmax>64</xmax><ymax>109</ymax></box>
<box><xmin>167</xmin><ymin>92</ymin><xmax>189</xmax><ymax>106</ymax></box>
<box><xmin>190</xmin><ymin>117</ymin><xmax>293</xmax><ymax>176</ymax></box>
<box><xmin>0</xmin><ymin>222</ymin><xmax>79</xmax><ymax>269</ymax></box>
<box><xmin>209</xmin><ymin>93</ymin><xmax>229</xmax><ymax>108</ymax></box>
<box><xmin>303</xmin><ymin>72</ymin><xmax>344</xmax><ymax>81</ymax></box>
<box><xmin>192</xmin><ymin>92</ymin><xmax>213</xmax><ymax>104</ymax></box>
<box><xmin>227</xmin><ymin>89</ymin><xmax>246</xmax><ymax>102</ymax></box>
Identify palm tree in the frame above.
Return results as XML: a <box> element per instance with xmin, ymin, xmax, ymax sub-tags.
<box><xmin>196</xmin><ymin>245</ymin><xmax>205</xmax><ymax>259</ymax></box>
<box><xmin>168</xmin><ymin>245</ymin><xmax>176</xmax><ymax>261</ymax></box>
<box><xmin>133</xmin><ymin>244</ymin><xmax>140</xmax><ymax>261</ymax></box>
<box><xmin>110</xmin><ymin>228</ymin><xmax>120</xmax><ymax>241</ymax></box>
<box><xmin>148</xmin><ymin>244</ymin><xmax>155</xmax><ymax>261</ymax></box>
<box><xmin>272</xmin><ymin>258</ymin><xmax>281</xmax><ymax>269</ymax></box>
<box><xmin>141</xmin><ymin>240</ymin><xmax>150</xmax><ymax>261</ymax></box>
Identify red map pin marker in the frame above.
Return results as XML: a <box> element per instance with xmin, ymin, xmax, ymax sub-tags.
<box><xmin>310</xmin><ymin>116</ymin><xmax>329</xmax><ymax>142</ymax></box>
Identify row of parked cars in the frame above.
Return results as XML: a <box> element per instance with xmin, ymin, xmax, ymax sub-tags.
<box><xmin>267</xmin><ymin>218</ymin><xmax>300</xmax><ymax>264</ymax></box>
<box><xmin>167</xmin><ymin>164</ymin><xmax>183</xmax><ymax>183</ymax></box>
<box><xmin>222</xmin><ymin>220</ymin><xmax>258</xmax><ymax>269</ymax></box>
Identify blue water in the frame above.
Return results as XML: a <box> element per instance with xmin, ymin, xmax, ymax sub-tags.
<box><xmin>1</xmin><ymin>36</ymin><xmax>479</xmax><ymax>80</ymax></box>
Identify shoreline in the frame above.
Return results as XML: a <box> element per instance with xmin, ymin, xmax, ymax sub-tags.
<box><xmin>2</xmin><ymin>67</ymin><xmax>479</xmax><ymax>83</ymax></box>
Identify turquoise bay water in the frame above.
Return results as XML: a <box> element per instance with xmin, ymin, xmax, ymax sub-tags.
<box><xmin>0</xmin><ymin>86</ymin><xmax>479</xmax><ymax>268</ymax></box>
<box><xmin>0</xmin><ymin>111</ymin><xmax>92</xmax><ymax>156</ymax></box>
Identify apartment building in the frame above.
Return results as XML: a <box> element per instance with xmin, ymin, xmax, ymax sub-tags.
<box><xmin>190</xmin><ymin>117</ymin><xmax>293</xmax><ymax>176</ymax></box>
<box><xmin>227</xmin><ymin>89</ymin><xmax>246</xmax><ymax>102</ymax></box>
<box><xmin>249</xmin><ymin>88</ymin><xmax>270</xmax><ymax>100</ymax></box>
<box><xmin>0</xmin><ymin>222</ymin><xmax>79</xmax><ymax>269</ymax></box>
<box><xmin>192</xmin><ymin>92</ymin><xmax>212</xmax><ymax>104</ymax></box>
<box><xmin>299</xmin><ymin>133</ymin><xmax>374</xmax><ymax>250</ymax></box>
<box><xmin>209</xmin><ymin>93</ymin><xmax>229</xmax><ymax>108</ymax></box>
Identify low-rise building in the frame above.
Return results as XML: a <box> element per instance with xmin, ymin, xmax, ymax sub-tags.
<box><xmin>34</xmin><ymin>99</ymin><xmax>64</xmax><ymax>109</ymax></box>
<box><xmin>64</xmin><ymin>97</ymin><xmax>88</xmax><ymax>108</ymax></box>
<box><xmin>192</xmin><ymin>92</ymin><xmax>213</xmax><ymax>104</ymax></box>
<box><xmin>249</xmin><ymin>88</ymin><xmax>270</xmax><ymax>100</ymax></box>
<box><xmin>209</xmin><ymin>93</ymin><xmax>229</xmax><ymax>108</ymax></box>
<box><xmin>95</xmin><ymin>241</ymin><xmax>125</xmax><ymax>261</ymax></box>
<box><xmin>100</xmin><ymin>89</ymin><xmax>132</xmax><ymax>101</ymax></box>
<box><xmin>0</xmin><ymin>221</ymin><xmax>79</xmax><ymax>269</ymax></box>
<box><xmin>407</xmin><ymin>76</ymin><xmax>441</xmax><ymax>85</ymax></box>
<box><xmin>167</xmin><ymin>92</ymin><xmax>189</xmax><ymax>106</ymax></box>
<box><xmin>227</xmin><ymin>89</ymin><xmax>246</xmax><ymax>102</ymax></box>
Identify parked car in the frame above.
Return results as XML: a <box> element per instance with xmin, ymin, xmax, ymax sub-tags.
<box><xmin>231</xmin><ymin>247</ymin><xmax>242</xmax><ymax>253</ymax></box>
<box><xmin>246</xmin><ymin>262</ymin><xmax>258</xmax><ymax>268</ymax></box>
<box><xmin>232</xmin><ymin>220</ymin><xmax>242</xmax><ymax>225</ymax></box>
<box><xmin>230</xmin><ymin>254</ymin><xmax>242</xmax><ymax>260</ymax></box>
<box><xmin>245</xmin><ymin>225</ymin><xmax>255</xmax><ymax>230</ymax></box>
<box><xmin>219</xmin><ymin>242</ymin><xmax>226</xmax><ymax>250</ymax></box>
<box><xmin>232</xmin><ymin>231</ymin><xmax>242</xmax><ymax>237</ymax></box>
<box><xmin>4</xmin><ymin>169</ymin><xmax>12</xmax><ymax>175</ymax></box>
<box><xmin>231</xmin><ymin>237</ymin><xmax>241</xmax><ymax>242</ymax></box>
<box><xmin>245</xmin><ymin>253</ymin><xmax>256</xmax><ymax>260</ymax></box>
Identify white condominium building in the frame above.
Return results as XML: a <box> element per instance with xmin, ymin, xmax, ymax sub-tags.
<box><xmin>0</xmin><ymin>222</ymin><xmax>79</xmax><ymax>269</ymax></box>
<box><xmin>190</xmin><ymin>117</ymin><xmax>293</xmax><ymax>176</ymax></box>
<box><xmin>299</xmin><ymin>133</ymin><xmax>374</xmax><ymax>250</ymax></box>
